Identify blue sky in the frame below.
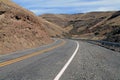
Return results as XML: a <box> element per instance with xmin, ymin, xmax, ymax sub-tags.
<box><xmin>12</xmin><ymin>0</ymin><xmax>120</xmax><ymax>15</ymax></box>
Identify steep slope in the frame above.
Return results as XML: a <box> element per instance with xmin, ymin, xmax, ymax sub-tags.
<box><xmin>39</xmin><ymin>17</ymin><xmax>68</xmax><ymax>38</ymax></box>
<box><xmin>0</xmin><ymin>0</ymin><xmax>52</xmax><ymax>54</ymax></box>
<box><xmin>68</xmin><ymin>12</ymin><xmax>114</xmax><ymax>39</ymax></box>
<box><xmin>40</xmin><ymin>11</ymin><xmax>120</xmax><ymax>42</ymax></box>
<box><xmin>90</xmin><ymin>11</ymin><xmax>120</xmax><ymax>42</ymax></box>
<box><xmin>40</xmin><ymin>14</ymin><xmax>69</xmax><ymax>27</ymax></box>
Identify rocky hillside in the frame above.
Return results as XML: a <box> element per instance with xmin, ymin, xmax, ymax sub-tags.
<box><xmin>0</xmin><ymin>0</ymin><xmax>53</xmax><ymax>54</ymax></box>
<box><xmin>40</xmin><ymin>11</ymin><xmax>120</xmax><ymax>42</ymax></box>
<box><xmin>91</xmin><ymin>11</ymin><xmax>120</xmax><ymax>42</ymax></box>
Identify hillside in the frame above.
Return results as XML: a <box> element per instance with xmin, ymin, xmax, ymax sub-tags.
<box><xmin>40</xmin><ymin>14</ymin><xmax>69</xmax><ymax>28</ymax></box>
<box><xmin>40</xmin><ymin>11</ymin><xmax>120</xmax><ymax>42</ymax></box>
<box><xmin>39</xmin><ymin>17</ymin><xmax>68</xmax><ymax>38</ymax></box>
<box><xmin>90</xmin><ymin>11</ymin><xmax>120</xmax><ymax>42</ymax></box>
<box><xmin>0</xmin><ymin>0</ymin><xmax>52</xmax><ymax>54</ymax></box>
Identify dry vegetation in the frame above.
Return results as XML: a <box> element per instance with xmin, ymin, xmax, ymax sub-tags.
<box><xmin>39</xmin><ymin>18</ymin><xmax>68</xmax><ymax>38</ymax></box>
<box><xmin>0</xmin><ymin>0</ymin><xmax>52</xmax><ymax>54</ymax></box>
<box><xmin>0</xmin><ymin>0</ymin><xmax>119</xmax><ymax>54</ymax></box>
<box><xmin>40</xmin><ymin>11</ymin><xmax>120</xmax><ymax>42</ymax></box>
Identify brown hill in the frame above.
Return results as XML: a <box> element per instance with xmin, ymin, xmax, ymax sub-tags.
<box><xmin>89</xmin><ymin>11</ymin><xmax>120</xmax><ymax>42</ymax></box>
<box><xmin>40</xmin><ymin>14</ymin><xmax>69</xmax><ymax>27</ymax></box>
<box><xmin>39</xmin><ymin>18</ymin><xmax>68</xmax><ymax>38</ymax></box>
<box><xmin>40</xmin><ymin>11</ymin><xmax>120</xmax><ymax>42</ymax></box>
<box><xmin>0</xmin><ymin>0</ymin><xmax>52</xmax><ymax>54</ymax></box>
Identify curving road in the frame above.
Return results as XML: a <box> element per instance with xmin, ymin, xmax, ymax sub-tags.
<box><xmin>0</xmin><ymin>39</ymin><xmax>120</xmax><ymax>80</ymax></box>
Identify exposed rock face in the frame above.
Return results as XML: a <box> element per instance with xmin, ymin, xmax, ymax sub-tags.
<box><xmin>0</xmin><ymin>0</ymin><xmax>52</xmax><ymax>54</ymax></box>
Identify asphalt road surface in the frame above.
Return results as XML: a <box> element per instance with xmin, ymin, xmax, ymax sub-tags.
<box><xmin>0</xmin><ymin>39</ymin><xmax>120</xmax><ymax>80</ymax></box>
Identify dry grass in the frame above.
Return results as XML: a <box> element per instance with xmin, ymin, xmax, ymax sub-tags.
<box><xmin>40</xmin><ymin>11</ymin><xmax>120</xmax><ymax>42</ymax></box>
<box><xmin>0</xmin><ymin>0</ymin><xmax>52</xmax><ymax>54</ymax></box>
<box><xmin>40</xmin><ymin>18</ymin><xmax>68</xmax><ymax>37</ymax></box>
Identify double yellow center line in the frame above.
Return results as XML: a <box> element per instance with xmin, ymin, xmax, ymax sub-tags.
<box><xmin>0</xmin><ymin>40</ymin><xmax>66</xmax><ymax>67</ymax></box>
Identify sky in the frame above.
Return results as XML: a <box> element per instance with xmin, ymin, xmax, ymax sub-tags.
<box><xmin>12</xmin><ymin>0</ymin><xmax>120</xmax><ymax>15</ymax></box>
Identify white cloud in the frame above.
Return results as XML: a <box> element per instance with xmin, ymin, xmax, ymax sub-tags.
<box><xmin>23</xmin><ymin>0</ymin><xmax>120</xmax><ymax>8</ymax></box>
<box><xmin>96</xmin><ymin>7</ymin><xmax>118</xmax><ymax>11</ymax></box>
<box><xmin>12</xmin><ymin>0</ymin><xmax>120</xmax><ymax>15</ymax></box>
<box><xmin>30</xmin><ymin>9</ymin><xmax>40</xmax><ymax>14</ymax></box>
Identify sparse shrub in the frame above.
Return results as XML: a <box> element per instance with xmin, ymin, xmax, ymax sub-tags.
<box><xmin>15</xmin><ymin>16</ymin><xmax>21</xmax><ymax>20</ymax></box>
<box><xmin>105</xmin><ymin>26</ymin><xmax>120</xmax><ymax>42</ymax></box>
<box><xmin>94</xmin><ymin>32</ymin><xmax>99</xmax><ymax>36</ymax></box>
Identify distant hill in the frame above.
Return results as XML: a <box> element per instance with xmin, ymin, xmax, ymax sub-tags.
<box><xmin>0</xmin><ymin>0</ymin><xmax>52</xmax><ymax>54</ymax></box>
<box><xmin>40</xmin><ymin>14</ymin><xmax>69</xmax><ymax>28</ymax></box>
<box><xmin>1</xmin><ymin>0</ymin><xmax>119</xmax><ymax>55</ymax></box>
<box><xmin>40</xmin><ymin>11</ymin><xmax>120</xmax><ymax>42</ymax></box>
<box><xmin>39</xmin><ymin>17</ymin><xmax>68</xmax><ymax>38</ymax></box>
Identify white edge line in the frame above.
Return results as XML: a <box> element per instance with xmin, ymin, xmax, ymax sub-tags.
<box><xmin>54</xmin><ymin>41</ymin><xmax>79</xmax><ymax>80</ymax></box>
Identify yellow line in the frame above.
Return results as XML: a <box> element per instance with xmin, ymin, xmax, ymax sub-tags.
<box><xmin>0</xmin><ymin>39</ymin><xmax>66</xmax><ymax>67</ymax></box>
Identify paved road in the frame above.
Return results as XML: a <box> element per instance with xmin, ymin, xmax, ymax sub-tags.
<box><xmin>0</xmin><ymin>39</ymin><xmax>120</xmax><ymax>80</ymax></box>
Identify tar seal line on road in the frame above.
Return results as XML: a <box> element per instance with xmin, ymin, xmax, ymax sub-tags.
<box><xmin>0</xmin><ymin>39</ymin><xmax>66</xmax><ymax>67</ymax></box>
<box><xmin>54</xmin><ymin>41</ymin><xmax>79</xmax><ymax>80</ymax></box>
